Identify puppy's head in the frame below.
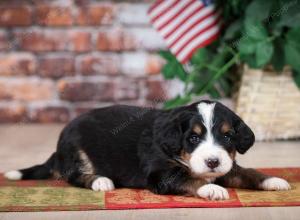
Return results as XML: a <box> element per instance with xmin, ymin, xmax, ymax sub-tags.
<box><xmin>154</xmin><ymin>100</ymin><xmax>255</xmax><ymax>179</ymax></box>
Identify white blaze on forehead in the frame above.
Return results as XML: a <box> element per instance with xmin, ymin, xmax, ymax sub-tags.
<box><xmin>197</xmin><ymin>102</ymin><xmax>215</xmax><ymax>141</ymax></box>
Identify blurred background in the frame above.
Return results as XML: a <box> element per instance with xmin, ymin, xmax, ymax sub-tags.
<box><xmin>0</xmin><ymin>0</ymin><xmax>182</xmax><ymax>124</ymax></box>
<box><xmin>0</xmin><ymin>0</ymin><xmax>299</xmax><ymax>142</ymax></box>
<box><xmin>0</xmin><ymin>1</ymin><xmax>300</xmax><ymax>218</ymax></box>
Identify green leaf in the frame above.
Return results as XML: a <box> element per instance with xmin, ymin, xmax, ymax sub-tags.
<box><xmin>293</xmin><ymin>70</ymin><xmax>300</xmax><ymax>88</ymax></box>
<box><xmin>163</xmin><ymin>95</ymin><xmax>191</xmax><ymax>109</ymax></box>
<box><xmin>285</xmin><ymin>27</ymin><xmax>300</xmax><ymax>48</ymax></box>
<box><xmin>240</xmin><ymin>54</ymin><xmax>260</xmax><ymax>68</ymax></box>
<box><xmin>211</xmin><ymin>49</ymin><xmax>228</xmax><ymax>68</ymax></box>
<box><xmin>239</xmin><ymin>19</ymin><xmax>273</xmax><ymax>68</ymax></box>
<box><xmin>159</xmin><ymin>50</ymin><xmax>187</xmax><ymax>81</ymax></box>
<box><xmin>218</xmin><ymin>77</ymin><xmax>231</xmax><ymax>96</ymax></box>
<box><xmin>161</xmin><ymin>63</ymin><xmax>176</xmax><ymax>79</ymax></box>
<box><xmin>224</xmin><ymin>20</ymin><xmax>242</xmax><ymax>40</ymax></box>
<box><xmin>244</xmin><ymin>19</ymin><xmax>268</xmax><ymax>40</ymax></box>
<box><xmin>255</xmin><ymin>41</ymin><xmax>274</xmax><ymax>67</ymax></box>
<box><xmin>208</xmin><ymin>87</ymin><xmax>221</xmax><ymax>99</ymax></box>
<box><xmin>190</xmin><ymin>73</ymin><xmax>210</xmax><ymax>93</ymax></box>
<box><xmin>284</xmin><ymin>27</ymin><xmax>300</xmax><ymax>72</ymax></box>
<box><xmin>277</xmin><ymin>1</ymin><xmax>300</xmax><ymax>27</ymax></box>
<box><xmin>246</xmin><ymin>0</ymin><xmax>272</xmax><ymax>21</ymax></box>
<box><xmin>190</xmin><ymin>48</ymin><xmax>208</xmax><ymax>67</ymax></box>
<box><xmin>271</xmin><ymin>38</ymin><xmax>285</xmax><ymax>71</ymax></box>
<box><xmin>238</xmin><ymin>37</ymin><xmax>257</xmax><ymax>55</ymax></box>
<box><xmin>284</xmin><ymin>42</ymin><xmax>300</xmax><ymax>72</ymax></box>
<box><xmin>161</xmin><ymin>61</ymin><xmax>187</xmax><ymax>81</ymax></box>
<box><xmin>177</xmin><ymin>66</ymin><xmax>187</xmax><ymax>81</ymax></box>
<box><xmin>158</xmin><ymin>50</ymin><xmax>174</xmax><ymax>61</ymax></box>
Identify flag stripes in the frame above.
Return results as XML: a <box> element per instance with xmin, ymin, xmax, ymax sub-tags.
<box><xmin>148</xmin><ymin>0</ymin><xmax>221</xmax><ymax>63</ymax></box>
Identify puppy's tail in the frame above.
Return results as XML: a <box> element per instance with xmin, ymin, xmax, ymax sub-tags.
<box><xmin>4</xmin><ymin>152</ymin><xmax>56</xmax><ymax>180</ymax></box>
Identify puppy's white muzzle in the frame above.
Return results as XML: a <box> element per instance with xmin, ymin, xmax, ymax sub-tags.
<box><xmin>189</xmin><ymin>143</ymin><xmax>233</xmax><ymax>176</ymax></box>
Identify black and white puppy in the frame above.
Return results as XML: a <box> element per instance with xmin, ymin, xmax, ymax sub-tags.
<box><xmin>5</xmin><ymin>100</ymin><xmax>291</xmax><ymax>200</ymax></box>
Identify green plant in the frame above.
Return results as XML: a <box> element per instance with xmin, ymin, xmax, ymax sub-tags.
<box><xmin>160</xmin><ymin>0</ymin><xmax>300</xmax><ymax>108</ymax></box>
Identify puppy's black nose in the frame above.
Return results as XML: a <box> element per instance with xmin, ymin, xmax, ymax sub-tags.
<box><xmin>205</xmin><ymin>158</ymin><xmax>219</xmax><ymax>169</ymax></box>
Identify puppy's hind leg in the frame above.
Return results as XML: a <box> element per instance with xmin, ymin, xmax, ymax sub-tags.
<box><xmin>67</xmin><ymin>171</ymin><xmax>115</xmax><ymax>192</ymax></box>
<box><xmin>64</xmin><ymin>149</ymin><xmax>115</xmax><ymax>191</ymax></box>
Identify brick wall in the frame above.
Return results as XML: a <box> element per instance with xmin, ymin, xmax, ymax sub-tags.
<box><xmin>0</xmin><ymin>0</ymin><xmax>183</xmax><ymax>123</ymax></box>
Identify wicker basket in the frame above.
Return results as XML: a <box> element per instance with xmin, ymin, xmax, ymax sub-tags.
<box><xmin>235</xmin><ymin>65</ymin><xmax>300</xmax><ymax>141</ymax></box>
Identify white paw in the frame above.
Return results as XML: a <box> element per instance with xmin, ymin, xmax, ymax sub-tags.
<box><xmin>4</xmin><ymin>170</ymin><xmax>22</xmax><ymax>180</ymax></box>
<box><xmin>91</xmin><ymin>177</ymin><xmax>115</xmax><ymax>192</ymax></box>
<box><xmin>261</xmin><ymin>177</ymin><xmax>291</xmax><ymax>191</ymax></box>
<box><xmin>197</xmin><ymin>184</ymin><xmax>229</xmax><ymax>200</ymax></box>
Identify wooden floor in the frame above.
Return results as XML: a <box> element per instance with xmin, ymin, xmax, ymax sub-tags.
<box><xmin>0</xmin><ymin>124</ymin><xmax>300</xmax><ymax>220</ymax></box>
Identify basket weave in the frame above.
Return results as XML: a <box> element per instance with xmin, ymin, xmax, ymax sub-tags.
<box><xmin>235</xmin><ymin>65</ymin><xmax>300</xmax><ymax>141</ymax></box>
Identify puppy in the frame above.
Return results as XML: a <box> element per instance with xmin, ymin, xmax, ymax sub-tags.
<box><xmin>5</xmin><ymin>100</ymin><xmax>291</xmax><ymax>200</ymax></box>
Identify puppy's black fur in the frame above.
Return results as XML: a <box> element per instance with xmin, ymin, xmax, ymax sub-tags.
<box><xmin>8</xmin><ymin>101</ymin><xmax>288</xmax><ymax>198</ymax></box>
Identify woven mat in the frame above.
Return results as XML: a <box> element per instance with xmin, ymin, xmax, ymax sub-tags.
<box><xmin>1</xmin><ymin>168</ymin><xmax>300</xmax><ymax>212</ymax></box>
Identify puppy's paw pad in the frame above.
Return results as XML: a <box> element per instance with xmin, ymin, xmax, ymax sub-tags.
<box><xmin>197</xmin><ymin>184</ymin><xmax>229</xmax><ymax>200</ymax></box>
<box><xmin>91</xmin><ymin>177</ymin><xmax>115</xmax><ymax>192</ymax></box>
<box><xmin>261</xmin><ymin>177</ymin><xmax>291</xmax><ymax>191</ymax></box>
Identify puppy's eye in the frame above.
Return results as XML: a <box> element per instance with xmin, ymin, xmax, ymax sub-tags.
<box><xmin>189</xmin><ymin>135</ymin><xmax>201</xmax><ymax>145</ymax></box>
<box><xmin>223</xmin><ymin>130</ymin><xmax>235</xmax><ymax>141</ymax></box>
<box><xmin>224</xmin><ymin>134</ymin><xmax>231</xmax><ymax>141</ymax></box>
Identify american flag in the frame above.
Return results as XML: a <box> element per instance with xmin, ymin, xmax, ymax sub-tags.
<box><xmin>148</xmin><ymin>0</ymin><xmax>221</xmax><ymax>64</ymax></box>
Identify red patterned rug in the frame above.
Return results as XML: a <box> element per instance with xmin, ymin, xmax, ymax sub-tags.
<box><xmin>1</xmin><ymin>168</ymin><xmax>300</xmax><ymax>212</ymax></box>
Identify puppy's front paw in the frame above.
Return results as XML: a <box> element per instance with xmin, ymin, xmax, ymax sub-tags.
<box><xmin>261</xmin><ymin>177</ymin><xmax>291</xmax><ymax>191</ymax></box>
<box><xmin>91</xmin><ymin>177</ymin><xmax>115</xmax><ymax>192</ymax></box>
<box><xmin>197</xmin><ymin>184</ymin><xmax>229</xmax><ymax>200</ymax></box>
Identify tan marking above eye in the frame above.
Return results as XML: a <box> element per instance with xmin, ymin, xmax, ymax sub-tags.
<box><xmin>192</xmin><ymin>124</ymin><xmax>202</xmax><ymax>135</ymax></box>
<box><xmin>221</xmin><ymin>122</ymin><xmax>231</xmax><ymax>134</ymax></box>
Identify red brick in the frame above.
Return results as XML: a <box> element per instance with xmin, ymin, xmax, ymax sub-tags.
<box><xmin>0</xmin><ymin>104</ymin><xmax>27</xmax><ymax>123</ymax></box>
<box><xmin>0</xmin><ymin>31</ymin><xmax>9</xmax><ymax>50</ymax></box>
<box><xmin>0</xmin><ymin>53</ymin><xmax>36</xmax><ymax>76</ymax></box>
<box><xmin>96</xmin><ymin>29</ymin><xmax>136</xmax><ymax>51</ymax></box>
<box><xmin>36</xmin><ymin>6</ymin><xmax>73</xmax><ymax>26</ymax></box>
<box><xmin>38</xmin><ymin>55</ymin><xmax>75</xmax><ymax>78</ymax></box>
<box><xmin>74</xmin><ymin>0</ymin><xmax>91</xmax><ymax>5</ymax></box>
<box><xmin>121</xmin><ymin>52</ymin><xmax>147</xmax><ymax>76</ymax></box>
<box><xmin>75</xmin><ymin>4</ymin><xmax>114</xmax><ymax>25</ymax></box>
<box><xmin>75</xmin><ymin>106</ymin><xmax>96</xmax><ymax>116</ymax></box>
<box><xmin>30</xmin><ymin>0</ymin><xmax>53</xmax><ymax>5</ymax></box>
<box><xmin>146</xmin><ymin>80</ymin><xmax>167</xmax><ymax>101</ymax></box>
<box><xmin>15</xmin><ymin>30</ymin><xmax>92</xmax><ymax>52</ymax></box>
<box><xmin>115</xmin><ymin>79</ymin><xmax>139</xmax><ymax>100</ymax></box>
<box><xmin>146</xmin><ymin>55</ymin><xmax>164</xmax><ymax>75</ymax></box>
<box><xmin>68</xmin><ymin>31</ymin><xmax>92</xmax><ymax>52</ymax></box>
<box><xmin>0</xmin><ymin>80</ymin><xmax>54</xmax><ymax>101</ymax></box>
<box><xmin>127</xmin><ymin>28</ymin><xmax>166</xmax><ymax>51</ymax></box>
<box><xmin>0</xmin><ymin>1</ymin><xmax>29</xmax><ymax>6</ymax></box>
<box><xmin>15</xmin><ymin>30</ymin><xmax>66</xmax><ymax>51</ymax></box>
<box><xmin>74</xmin><ymin>103</ymin><xmax>112</xmax><ymax>116</ymax></box>
<box><xmin>31</xmin><ymin>106</ymin><xmax>70</xmax><ymax>123</ymax></box>
<box><xmin>0</xmin><ymin>6</ymin><xmax>32</xmax><ymax>26</ymax></box>
<box><xmin>58</xmin><ymin>80</ymin><xmax>115</xmax><ymax>102</ymax></box>
<box><xmin>79</xmin><ymin>54</ymin><xmax>119</xmax><ymax>75</ymax></box>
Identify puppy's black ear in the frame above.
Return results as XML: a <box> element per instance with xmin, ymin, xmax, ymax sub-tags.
<box><xmin>153</xmin><ymin>108</ymin><xmax>192</xmax><ymax>156</ymax></box>
<box><xmin>233</xmin><ymin>117</ymin><xmax>255</xmax><ymax>154</ymax></box>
